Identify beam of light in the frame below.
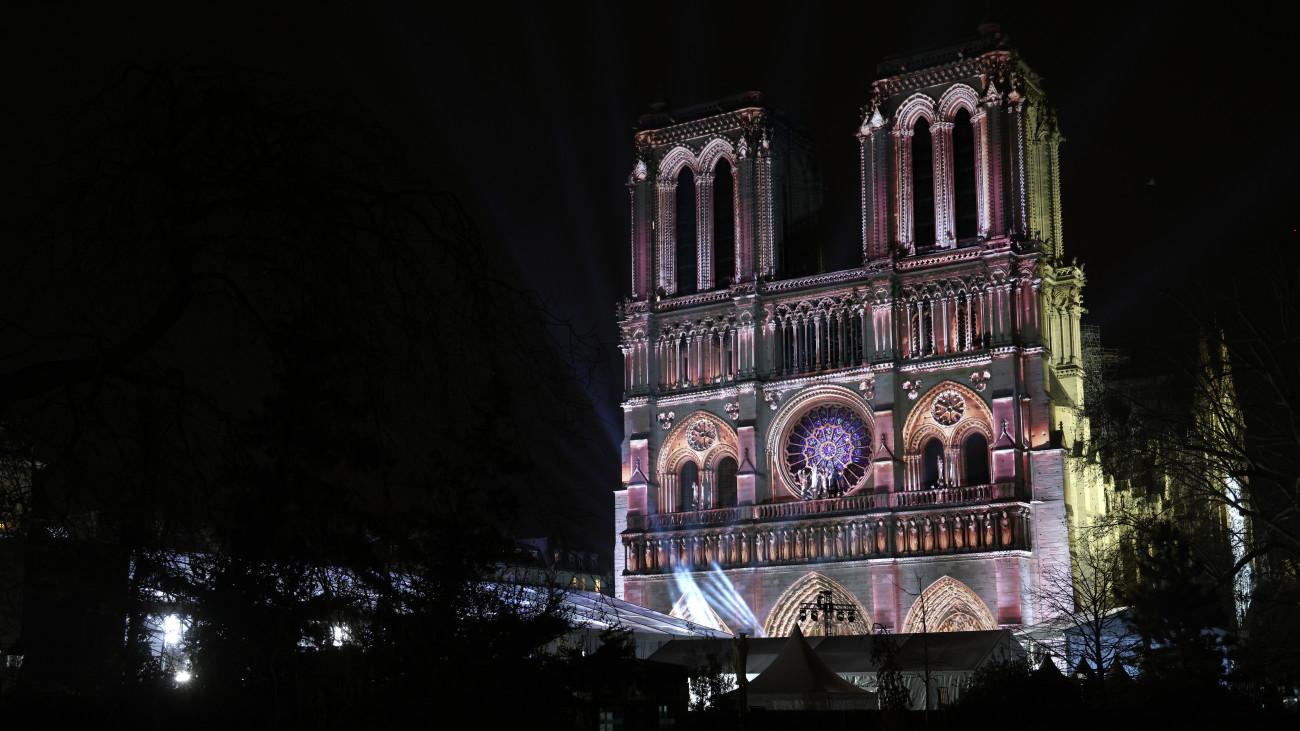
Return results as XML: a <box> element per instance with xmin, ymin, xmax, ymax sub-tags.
<box><xmin>671</xmin><ymin>565</ymin><xmax>723</xmax><ymax>632</ymax></box>
<box><xmin>705</xmin><ymin>562</ymin><xmax>765</xmax><ymax>636</ymax></box>
<box><xmin>669</xmin><ymin>562</ymin><xmax>766</xmax><ymax>637</ymax></box>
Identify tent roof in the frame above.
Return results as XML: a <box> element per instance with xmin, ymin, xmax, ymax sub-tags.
<box><xmin>748</xmin><ymin>626</ymin><xmax>870</xmax><ymax>695</ymax></box>
<box><xmin>649</xmin><ymin>629</ymin><xmax>1024</xmax><ymax>675</ymax></box>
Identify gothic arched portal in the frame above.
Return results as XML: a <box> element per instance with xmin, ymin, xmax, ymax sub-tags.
<box><xmin>900</xmin><ymin>575</ymin><xmax>997</xmax><ymax>633</ymax></box>
<box><xmin>763</xmin><ymin>571</ymin><xmax>873</xmax><ymax>637</ymax></box>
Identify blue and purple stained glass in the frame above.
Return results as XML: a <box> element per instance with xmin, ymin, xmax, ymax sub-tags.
<box><xmin>785</xmin><ymin>404</ymin><xmax>871</xmax><ymax>488</ymax></box>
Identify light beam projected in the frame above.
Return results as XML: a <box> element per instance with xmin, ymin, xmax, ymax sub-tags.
<box><xmin>669</xmin><ymin>562</ymin><xmax>765</xmax><ymax>637</ymax></box>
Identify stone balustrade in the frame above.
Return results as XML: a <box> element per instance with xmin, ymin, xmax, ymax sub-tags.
<box><xmin>621</xmin><ymin>484</ymin><xmax>1029</xmax><ymax>575</ymax></box>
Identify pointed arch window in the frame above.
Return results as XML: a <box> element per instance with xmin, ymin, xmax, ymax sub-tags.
<box><xmin>713</xmin><ymin>157</ymin><xmax>735</xmax><ymax>289</ymax></box>
<box><xmin>678</xmin><ymin>461</ymin><xmax>700</xmax><ymax>512</ymax></box>
<box><xmin>675</xmin><ymin>167</ymin><xmax>697</xmax><ymax>296</ymax></box>
<box><xmin>716</xmin><ymin>457</ymin><xmax>738</xmax><ymax>508</ymax></box>
<box><xmin>922</xmin><ymin>438</ymin><xmax>944</xmax><ymax>488</ymax></box>
<box><xmin>912</xmin><ymin>118</ymin><xmax>935</xmax><ymax>248</ymax></box>
<box><xmin>963</xmin><ymin>432</ymin><xmax>990</xmax><ymax>486</ymax></box>
<box><xmin>953</xmin><ymin>108</ymin><xmax>977</xmax><ymax>242</ymax></box>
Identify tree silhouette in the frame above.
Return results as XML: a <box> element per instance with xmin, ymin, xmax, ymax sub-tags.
<box><xmin>0</xmin><ymin>64</ymin><xmax>598</xmax><ymax>725</ymax></box>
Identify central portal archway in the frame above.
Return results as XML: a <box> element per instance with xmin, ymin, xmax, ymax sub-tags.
<box><xmin>763</xmin><ymin>571</ymin><xmax>872</xmax><ymax>637</ymax></box>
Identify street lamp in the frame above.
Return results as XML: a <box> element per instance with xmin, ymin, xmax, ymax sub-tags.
<box><xmin>796</xmin><ymin>589</ymin><xmax>857</xmax><ymax>636</ymax></box>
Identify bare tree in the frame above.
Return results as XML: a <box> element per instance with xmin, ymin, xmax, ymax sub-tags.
<box><xmin>1034</xmin><ymin>528</ymin><xmax>1138</xmax><ymax>701</ymax></box>
<box><xmin>1081</xmin><ymin>235</ymin><xmax>1300</xmax><ymax>694</ymax></box>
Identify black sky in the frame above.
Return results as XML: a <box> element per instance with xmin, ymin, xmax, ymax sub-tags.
<box><xmin>5</xmin><ymin>1</ymin><xmax>1295</xmax><ymax>563</ymax></box>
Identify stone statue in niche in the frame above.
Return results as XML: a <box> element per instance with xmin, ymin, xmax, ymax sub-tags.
<box><xmin>938</xmin><ymin>517</ymin><xmax>949</xmax><ymax>550</ymax></box>
<box><xmin>908</xmin><ymin>519</ymin><xmax>920</xmax><ymax>553</ymax></box>
<box><xmin>1000</xmin><ymin>510</ymin><xmax>1012</xmax><ymax>546</ymax></box>
<box><xmin>923</xmin><ymin>518</ymin><xmax>934</xmax><ymax>552</ymax></box>
<box><xmin>983</xmin><ymin>513</ymin><xmax>994</xmax><ymax>547</ymax></box>
<box><xmin>876</xmin><ymin>519</ymin><xmax>887</xmax><ymax>554</ymax></box>
<box><xmin>691</xmin><ymin>480</ymin><xmax>701</xmax><ymax>511</ymax></box>
<box><xmin>967</xmin><ymin>515</ymin><xmax>979</xmax><ymax>547</ymax></box>
<box><xmin>951</xmin><ymin>517</ymin><xmax>963</xmax><ymax>549</ymax></box>
<box><xmin>895</xmin><ymin>521</ymin><xmax>906</xmax><ymax>553</ymax></box>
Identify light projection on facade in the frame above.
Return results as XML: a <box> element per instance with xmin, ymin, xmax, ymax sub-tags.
<box><xmin>613</xmin><ymin>28</ymin><xmax>1098</xmax><ymax>638</ymax></box>
<box><xmin>784</xmin><ymin>404</ymin><xmax>871</xmax><ymax>499</ymax></box>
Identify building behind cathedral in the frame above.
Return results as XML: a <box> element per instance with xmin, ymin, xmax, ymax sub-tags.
<box><xmin>613</xmin><ymin>27</ymin><xmax>1104</xmax><ymax>637</ymax></box>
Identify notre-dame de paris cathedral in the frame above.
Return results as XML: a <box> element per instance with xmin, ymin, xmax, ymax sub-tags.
<box><xmin>612</xmin><ymin>27</ymin><xmax>1101</xmax><ymax>637</ymax></box>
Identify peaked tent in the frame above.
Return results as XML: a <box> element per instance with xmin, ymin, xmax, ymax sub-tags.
<box><xmin>745</xmin><ymin>626</ymin><xmax>874</xmax><ymax>710</ymax></box>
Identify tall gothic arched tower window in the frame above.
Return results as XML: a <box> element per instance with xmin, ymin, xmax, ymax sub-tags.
<box><xmin>952</xmin><ymin>108</ymin><xmax>977</xmax><ymax>242</ymax></box>
<box><xmin>675</xmin><ymin>167</ymin><xmax>697</xmax><ymax>295</ymax></box>
<box><xmin>713</xmin><ymin>157</ymin><xmax>735</xmax><ymax>288</ymax></box>
<box><xmin>912</xmin><ymin>118</ymin><xmax>935</xmax><ymax>248</ymax></box>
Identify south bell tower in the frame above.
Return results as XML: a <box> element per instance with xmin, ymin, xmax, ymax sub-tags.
<box><xmin>614</xmin><ymin>29</ymin><xmax>1099</xmax><ymax>638</ymax></box>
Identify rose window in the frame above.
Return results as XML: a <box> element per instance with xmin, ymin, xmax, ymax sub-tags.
<box><xmin>687</xmin><ymin>419</ymin><xmax>717</xmax><ymax>451</ymax></box>
<box><xmin>931</xmin><ymin>391</ymin><xmax>966</xmax><ymax>426</ymax></box>
<box><xmin>784</xmin><ymin>404</ymin><xmax>871</xmax><ymax>491</ymax></box>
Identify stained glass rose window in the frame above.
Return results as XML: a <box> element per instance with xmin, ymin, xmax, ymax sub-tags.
<box><xmin>784</xmin><ymin>404</ymin><xmax>871</xmax><ymax>496</ymax></box>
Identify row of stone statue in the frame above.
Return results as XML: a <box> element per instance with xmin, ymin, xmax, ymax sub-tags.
<box><xmin>624</xmin><ymin>508</ymin><xmax>1027</xmax><ymax>573</ymax></box>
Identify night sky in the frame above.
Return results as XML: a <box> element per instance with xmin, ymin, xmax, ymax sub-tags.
<box><xmin>6</xmin><ymin>1</ymin><xmax>1295</xmax><ymax>567</ymax></box>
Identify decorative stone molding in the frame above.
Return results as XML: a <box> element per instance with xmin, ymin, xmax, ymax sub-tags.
<box><xmin>658</xmin><ymin>411</ymin><xmax>676</xmax><ymax>430</ymax></box>
<box><xmin>970</xmin><ymin>368</ymin><xmax>992</xmax><ymax>392</ymax></box>
<box><xmin>903</xmin><ymin>378</ymin><xmax>923</xmax><ymax>400</ymax></box>
<box><xmin>764</xmin><ymin>389</ymin><xmax>783</xmax><ymax>411</ymax></box>
<box><xmin>724</xmin><ymin>402</ymin><xmax>740</xmax><ymax>421</ymax></box>
<box><xmin>858</xmin><ymin>374</ymin><xmax>875</xmax><ymax>401</ymax></box>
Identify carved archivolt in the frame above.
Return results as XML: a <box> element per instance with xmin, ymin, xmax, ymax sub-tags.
<box><xmin>937</xmin><ymin>83</ymin><xmax>981</xmax><ymax>121</ymax></box>
<box><xmin>765</xmin><ymin>385</ymin><xmax>875</xmax><ymax>498</ymax></box>
<box><xmin>895</xmin><ymin>92</ymin><xmax>938</xmax><ymax>131</ymax></box>
<box><xmin>901</xmin><ymin>380</ymin><xmax>993</xmax><ymax>454</ymax></box>
<box><xmin>901</xmin><ymin>575</ymin><xmax>997</xmax><ymax>633</ymax></box>
<box><xmin>658</xmin><ymin>145</ymin><xmax>698</xmax><ymax>180</ymax></box>
<box><xmin>658</xmin><ymin>410</ymin><xmax>739</xmax><ymax>475</ymax></box>
<box><xmin>763</xmin><ymin>571</ymin><xmax>873</xmax><ymax>637</ymax></box>
<box><xmin>697</xmin><ymin>137</ymin><xmax>737</xmax><ymax>174</ymax></box>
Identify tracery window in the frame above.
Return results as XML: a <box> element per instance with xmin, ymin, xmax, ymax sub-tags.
<box><xmin>784</xmin><ymin>404</ymin><xmax>871</xmax><ymax>498</ymax></box>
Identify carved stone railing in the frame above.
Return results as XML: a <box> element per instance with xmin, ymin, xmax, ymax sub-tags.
<box><xmin>624</xmin><ymin>483</ymin><xmax>1020</xmax><ymax>531</ymax></box>
<box><xmin>889</xmin><ymin>482</ymin><xmax>1020</xmax><ymax>508</ymax></box>
<box><xmin>621</xmin><ymin>504</ymin><xmax>1033</xmax><ymax>576</ymax></box>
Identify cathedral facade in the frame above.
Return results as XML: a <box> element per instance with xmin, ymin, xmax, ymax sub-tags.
<box><xmin>613</xmin><ymin>29</ymin><xmax>1100</xmax><ymax>637</ymax></box>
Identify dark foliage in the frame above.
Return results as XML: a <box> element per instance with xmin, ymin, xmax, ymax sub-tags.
<box><xmin>0</xmin><ymin>64</ymin><xmax>599</xmax><ymax>727</ymax></box>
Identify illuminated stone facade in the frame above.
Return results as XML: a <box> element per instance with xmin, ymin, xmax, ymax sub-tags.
<box><xmin>614</xmin><ymin>30</ymin><xmax>1100</xmax><ymax>636</ymax></box>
